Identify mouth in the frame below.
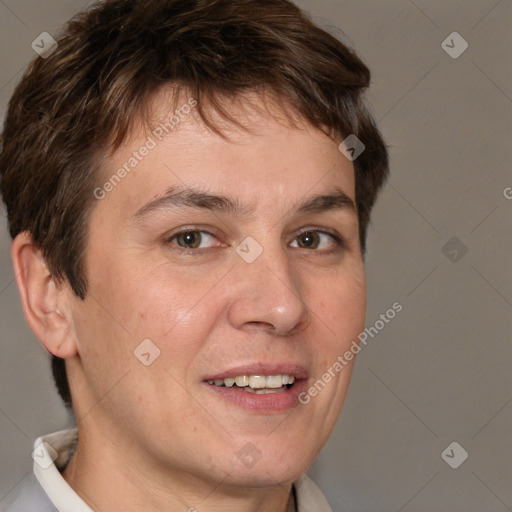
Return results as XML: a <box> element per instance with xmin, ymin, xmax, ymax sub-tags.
<box><xmin>202</xmin><ymin>365</ymin><xmax>308</xmax><ymax>413</ymax></box>
<box><xmin>205</xmin><ymin>374</ymin><xmax>296</xmax><ymax>394</ymax></box>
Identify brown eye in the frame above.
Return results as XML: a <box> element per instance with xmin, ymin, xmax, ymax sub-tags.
<box><xmin>176</xmin><ymin>231</ymin><xmax>201</xmax><ymax>249</ymax></box>
<box><xmin>291</xmin><ymin>229</ymin><xmax>342</xmax><ymax>251</ymax></box>
<box><xmin>297</xmin><ymin>231</ymin><xmax>320</xmax><ymax>249</ymax></box>
<box><xmin>167</xmin><ymin>230</ymin><xmax>218</xmax><ymax>250</ymax></box>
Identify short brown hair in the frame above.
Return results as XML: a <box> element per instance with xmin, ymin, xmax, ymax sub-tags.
<box><xmin>0</xmin><ymin>0</ymin><xmax>389</xmax><ymax>408</ymax></box>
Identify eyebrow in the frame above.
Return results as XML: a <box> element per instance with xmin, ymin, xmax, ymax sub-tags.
<box><xmin>132</xmin><ymin>184</ymin><xmax>356</xmax><ymax>222</ymax></box>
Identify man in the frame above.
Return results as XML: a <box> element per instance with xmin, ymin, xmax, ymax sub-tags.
<box><xmin>0</xmin><ymin>0</ymin><xmax>389</xmax><ymax>510</ymax></box>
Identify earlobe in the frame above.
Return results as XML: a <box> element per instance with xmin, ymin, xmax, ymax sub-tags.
<box><xmin>11</xmin><ymin>231</ymin><xmax>78</xmax><ymax>359</ymax></box>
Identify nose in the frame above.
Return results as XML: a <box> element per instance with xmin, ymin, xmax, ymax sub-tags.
<box><xmin>226</xmin><ymin>240</ymin><xmax>310</xmax><ymax>336</ymax></box>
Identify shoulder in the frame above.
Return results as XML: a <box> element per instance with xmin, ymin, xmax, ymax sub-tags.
<box><xmin>1</xmin><ymin>473</ymin><xmax>58</xmax><ymax>512</ymax></box>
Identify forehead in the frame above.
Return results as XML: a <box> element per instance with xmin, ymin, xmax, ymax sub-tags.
<box><xmin>93</xmin><ymin>89</ymin><xmax>356</xmax><ymax>222</ymax></box>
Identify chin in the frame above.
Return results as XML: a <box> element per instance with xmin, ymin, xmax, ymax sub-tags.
<box><xmin>218</xmin><ymin>442</ymin><xmax>315</xmax><ymax>488</ymax></box>
<box><xmin>223</xmin><ymin>464</ymin><xmax>307</xmax><ymax>489</ymax></box>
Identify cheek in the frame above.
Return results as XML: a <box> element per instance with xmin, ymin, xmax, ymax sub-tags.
<box><xmin>86</xmin><ymin>250</ymin><xmax>218</xmax><ymax>333</ymax></box>
<box><xmin>98</xmin><ymin>260</ymin><xmax>229</xmax><ymax>382</ymax></box>
<box><xmin>311</xmin><ymin>263</ymin><xmax>366</xmax><ymax>343</ymax></box>
<box><xmin>71</xmin><ymin>261</ymin><xmax>226</xmax><ymax>424</ymax></box>
<box><xmin>132</xmin><ymin>268</ymin><xmax>224</xmax><ymax>339</ymax></box>
<box><xmin>71</xmin><ymin>258</ymin><xmax>212</xmax><ymax>388</ymax></box>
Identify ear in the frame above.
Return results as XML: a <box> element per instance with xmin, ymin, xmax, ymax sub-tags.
<box><xmin>11</xmin><ymin>231</ymin><xmax>78</xmax><ymax>359</ymax></box>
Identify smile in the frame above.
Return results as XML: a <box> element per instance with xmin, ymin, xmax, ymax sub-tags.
<box><xmin>206</xmin><ymin>374</ymin><xmax>296</xmax><ymax>394</ymax></box>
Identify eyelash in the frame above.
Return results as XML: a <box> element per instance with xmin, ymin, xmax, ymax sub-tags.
<box><xmin>164</xmin><ymin>226</ymin><xmax>345</xmax><ymax>255</ymax></box>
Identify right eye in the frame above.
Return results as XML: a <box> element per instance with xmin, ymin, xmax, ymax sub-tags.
<box><xmin>165</xmin><ymin>228</ymin><xmax>222</xmax><ymax>254</ymax></box>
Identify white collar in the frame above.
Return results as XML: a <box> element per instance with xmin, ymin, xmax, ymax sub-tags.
<box><xmin>32</xmin><ymin>428</ymin><xmax>92</xmax><ymax>512</ymax></box>
<box><xmin>33</xmin><ymin>428</ymin><xmax>332</xmax><ymax>512</ymax></box>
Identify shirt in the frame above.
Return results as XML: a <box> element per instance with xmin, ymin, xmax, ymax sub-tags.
<box><xmin>1</xmin><ymin>428</ymin><xmax>333</xmax><ymax>512</ymax></box>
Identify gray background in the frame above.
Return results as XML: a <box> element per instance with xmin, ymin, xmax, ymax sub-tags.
<box><xmin>0</xmin><ymin>1</ymin><xmax>511</xmax><ymax>511</ymax></box>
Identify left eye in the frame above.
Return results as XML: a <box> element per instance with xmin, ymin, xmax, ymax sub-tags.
<box><xmin>290</xmin><ymin>230</ymin><xmax>339</xmax><ymax>250</ymax></box>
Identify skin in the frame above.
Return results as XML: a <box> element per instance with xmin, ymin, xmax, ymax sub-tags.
<box><xmin>12</xmin><ymin>91</ymin><xmax>366</xmax><ymax>512</ymax></box>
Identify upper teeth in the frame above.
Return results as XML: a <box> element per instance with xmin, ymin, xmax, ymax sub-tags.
<box><xmin>207</xmin><ymin>375</ymin><xmax>295</xmax><ymax>389</ymax></box>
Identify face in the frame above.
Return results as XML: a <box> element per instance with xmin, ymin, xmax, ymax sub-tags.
<box><xmin>66</xmin><ymin>91</ymin><xmax>366</xmax><ymax>490</ymax></box>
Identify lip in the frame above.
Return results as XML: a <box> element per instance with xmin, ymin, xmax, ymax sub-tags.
<box><xmin>202</xmin><ymin>363</ymin><xmax>309</xmax><ymax>414</ymax></box>
<box><xmin>202</xmin><ymin>363</ymin><xmax>309</xmax><ymax>381</ymax></box>
<box><xmin>203</xmin><ymin>378</ymin><xmax>309</xmax><ymax>413</ymax></box>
